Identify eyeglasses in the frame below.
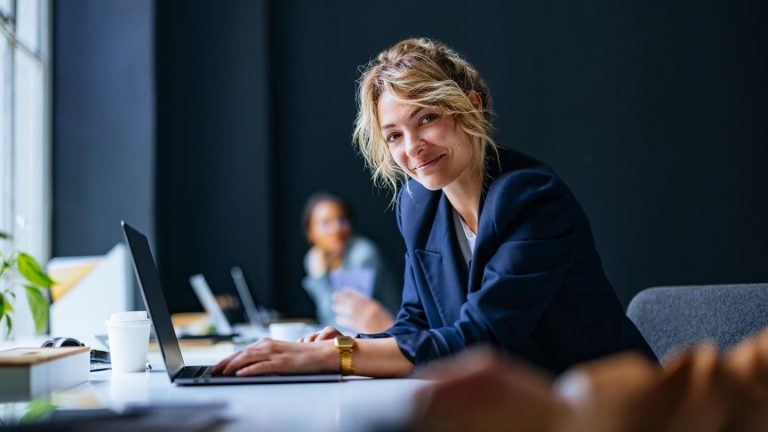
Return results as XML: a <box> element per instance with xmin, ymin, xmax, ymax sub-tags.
<box><xmin>315</xmin><ymin>217</ymin><xmax>351</xmax><ymax>232</ymax></box>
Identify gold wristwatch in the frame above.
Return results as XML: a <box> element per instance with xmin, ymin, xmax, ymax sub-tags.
<box><xmin>334</xmin><ymin>336</ymin><xmax>356</xmax><ymax>375</ymax></box>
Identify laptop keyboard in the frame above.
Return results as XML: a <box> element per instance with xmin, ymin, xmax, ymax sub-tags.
<box><xmin>178</xmin><ymin>366</ymin><xmax>212</xmax><ymax>379</ymax></box>
<box><xmin>178</xmin><ymin>366</ymin><xmax>283</xmax><ymax>379</ymax></box>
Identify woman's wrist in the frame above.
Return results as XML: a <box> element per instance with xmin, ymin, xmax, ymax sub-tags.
<box><xmin>316</xmin><ymin>340</ymin><xmax>341</xmax><ymax>372</ymax></box>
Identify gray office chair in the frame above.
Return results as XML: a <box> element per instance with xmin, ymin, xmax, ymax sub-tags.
<box><xmin>626</xmin><ymin>283</ymin><xmax>768</xmax><ymax>361</ymax></box>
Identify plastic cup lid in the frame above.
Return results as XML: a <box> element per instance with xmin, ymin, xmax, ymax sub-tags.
<box><xmin>105</xmin><ymin>319</ymin><xmax>151</xmax><ymax>328</ymax></box>
<box><xmin>110</xmin><ymin>311</ymin><xmax>148</xmax><ymax>322</ymax></box>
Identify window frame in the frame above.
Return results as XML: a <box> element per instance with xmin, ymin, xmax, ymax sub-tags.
<box><xmin>0</xmin><ymin>0</ymin><xmax>52</xmax><ymax>337</ymax></box>
<box><xmin>0</xmin><ymin>0</ymin><xmax>51</xmax><ymax>255</ymax></box>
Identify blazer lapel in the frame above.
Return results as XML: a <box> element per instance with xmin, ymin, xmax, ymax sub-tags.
<box><xmin>468</xmin><ymin>151</ymin><xmax>507</xmax><ymax>295</ymax></box>
<box><xmin>414</xmin><ymin>194</ymin><xmax>468</xmax><ymax>326</ymax></box>
<box><xmin>467</xmin><ymin>194</ymin><xmax>494</xmax><ymax>295</ymax></box>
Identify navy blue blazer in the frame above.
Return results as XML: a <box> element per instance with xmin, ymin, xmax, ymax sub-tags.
<box><xmin>361</xmin><ymin>148</ymin><xmax>656</xmax><ymax>373</ymax></box>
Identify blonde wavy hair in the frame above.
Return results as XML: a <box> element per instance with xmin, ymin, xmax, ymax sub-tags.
<box><xmin>353</xmin><ymin>38</ymin><xmax>499</xmax><ymax>201</ymax></box>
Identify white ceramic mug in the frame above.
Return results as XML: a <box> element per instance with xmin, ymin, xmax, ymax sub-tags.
<box><xmin>106</xmin><ymin>311</ymin><xmax>151</xmax><ymax>373</ymax></box>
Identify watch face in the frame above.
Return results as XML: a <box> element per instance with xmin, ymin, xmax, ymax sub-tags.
<box><xmin>335</xmin><ymin>336</ymin><xmax>354</xmax><ymax>348</ymax></box>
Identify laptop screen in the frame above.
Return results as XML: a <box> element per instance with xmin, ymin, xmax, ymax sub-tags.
<box><xmin>122</xmin><ymin>221</ymin><xmax>185</xmax><ymax>379</ymax></box>
<box><xmin>231</xmin><ymin>266</ymin><xmax>263</xmax><ymax>326</ymax></box>
<box><xmin>189</xmin><ymin>274</ymin><xmax>234</xmax><ymax>335</ymax></box>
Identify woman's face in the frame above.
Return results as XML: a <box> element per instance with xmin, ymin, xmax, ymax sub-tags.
<box><xmin>306</xmin><ymin>201</ymin><xmax>351</xmax><ymax>254</ymax></box>
<box><xmin>377</xmin><ymin>91</ymin><xmax>476</xmax><ymax>191</ymax></box>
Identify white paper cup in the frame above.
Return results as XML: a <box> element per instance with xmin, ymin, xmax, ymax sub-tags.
<box><xmin>269</xmin><ymin>322</ymin><xmax>311</xmax><ymax>342</ymax></box>
<box><xmin>106</xmin><ymin>311</ymin><xmax>151</xmax><ymax>373</ymax></box>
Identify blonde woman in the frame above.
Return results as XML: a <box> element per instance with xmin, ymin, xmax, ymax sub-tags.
<box><xmin>213</xmin><ymin>38</ymin><xmax>655</xmax><ymax>378</ymax></box>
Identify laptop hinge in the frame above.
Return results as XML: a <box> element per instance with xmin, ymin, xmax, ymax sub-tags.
<box><xmin>170</xmin><ymin>366</ymin><xmax>184</xmax><ymax>381</ymax></box>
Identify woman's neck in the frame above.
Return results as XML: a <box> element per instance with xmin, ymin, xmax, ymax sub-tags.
<box><xmin>443</xmin><ymin>164</ymin><xmax>483</xmax><ymax>234</ymax></box>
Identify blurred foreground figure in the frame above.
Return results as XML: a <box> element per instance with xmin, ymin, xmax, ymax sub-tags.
<box><xmin>410</xmin><ymin>329</ymin><xmax>768</xmax><ymax>432</ymax></box>
<box><xmin>410</xmin><ymin>348</ymin><xmax>571</xmax><ymax>432</ymax></box>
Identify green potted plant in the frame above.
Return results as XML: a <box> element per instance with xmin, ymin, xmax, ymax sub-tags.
<box><xmin>0</xmin><ymin>228</ymin><xmax>54</xmax><ymax>339</ymax></box>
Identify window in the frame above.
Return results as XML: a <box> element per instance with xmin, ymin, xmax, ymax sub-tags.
<box><xmin>1</xmin><ymin>0</ymin><xmax>51</xmax><ymax>336</ymax></box>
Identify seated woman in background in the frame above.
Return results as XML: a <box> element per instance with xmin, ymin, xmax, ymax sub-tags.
<box><xmin>301</xmin><ymin>192</ymin><xmax>401</xmax><ymax>333</ymax></box>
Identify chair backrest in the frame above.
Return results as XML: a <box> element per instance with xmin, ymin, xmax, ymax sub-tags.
<box><xmin>626</xmin><ymin>283</ymin><xmax>768</xmax><ymax>361</ymax></box>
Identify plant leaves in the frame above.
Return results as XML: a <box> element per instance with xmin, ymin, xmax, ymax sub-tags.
<box><xmin>24</xmin><ymin>285</ymin><xmax>48</xmax><ymax>335</ymax></box>
<box><xmin>20</xmin><ymin>396</ymin><xmax>56</xmax><ymax>423</ymax></box>
<box><xmin>0</xmin><ymin>260</ymin><xmax>9</xmax><ymax>278</ymax></box>
<box><xmin>0</xmin><ymin>293</ymin><xmax>10</xmax><ymax>328</ymax></box>
<box><xmin>17</xmin><ymin>253</ymin><xmax>54</xmax><ymax>288</ymax></box>
<box><xmin>0</xmin><ymin>230</ymin><xmax>10</xmax><ymax>240</ymax></box>
<box><xmin>4</xmin><ymin>314</ymin><xmax>12</xmax><ymax>338</ymax></box>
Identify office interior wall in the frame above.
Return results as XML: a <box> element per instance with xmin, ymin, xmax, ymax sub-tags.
<box><xmin>57</xmin><ymin>0</ymin><xmax>768</xmax><ymax>318</ymax></box>
<box><xmin>154</xmin><ymin>0</ymin><xmax>274</xmax><ymax>313</ymax></box>
<box><xmin>53</xmin><ymin>0</ymin><xmax>155</xmax><ymax>257</ymax></box>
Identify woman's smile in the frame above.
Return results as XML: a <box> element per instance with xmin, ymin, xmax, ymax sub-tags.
<box><xmin>413</xmin><ymin>154</ymin><xmax>445</xmax><ymax>172</ymax></box>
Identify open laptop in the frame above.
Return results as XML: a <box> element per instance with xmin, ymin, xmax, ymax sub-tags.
<box><xmin>189</xmin><ymin>273</ymin><xmax>268</xmax><ymax>341</ymax></box>
<box><xmin>121</xmin><ymin>221</ymin><xmax>341</xmax><ymax>385</ymax></box>
<box><xmin>188</xmin><ymin>274</ymin><xmax>236</xmax><ymax>335</ymax></box>
<box><xmin>230</xmin><ymin>266</ymin><xmax>271</xmax><ymax>326</ymax></box>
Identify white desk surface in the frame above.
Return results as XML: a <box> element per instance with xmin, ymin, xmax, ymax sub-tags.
<box><xmin>1</xmin><ymin>341</ymin><xmax>430</xmax><ymax>432</ymax></box>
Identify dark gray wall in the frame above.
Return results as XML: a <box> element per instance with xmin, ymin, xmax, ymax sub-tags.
<box><xmin>53</xmin><ymin>0</ymin><xmax>155</xmax><ymax>256</ymax></box>
<box><xmin>155</xmin><ymin>0</ymin><xmax>274</xmax><ymax>313</ymax></box>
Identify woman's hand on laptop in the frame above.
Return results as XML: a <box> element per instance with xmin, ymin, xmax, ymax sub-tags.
<box><xmin>211</xmin><ymin>337</ymin><xmax>338</xmax><ymax>376</ymax></box>
<box><xmin>298</xmin><ymin>326</ymin><xmax>344</xmax><ymax>343</ymax></box>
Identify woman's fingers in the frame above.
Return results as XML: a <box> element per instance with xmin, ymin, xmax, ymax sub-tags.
<box><xmin>298</xmin><ymin>325</ymin><xmax>341</xmax><ymax>343</ymax></box>
<box><xmin>299</xmin><ymin>330</ymin><xmax>322</xmax><ymax>343</ymax></box>
<box><xmin>298</xmin><ymin>333</ymin><xmax>315</xmax><ymax>343</ymax></box>
<box><xmin>303</xmin><ymin>326</ymin><xmax>341</xmax><ymax>342</ymax></box>
<box><xmin>220</xmin><ymin>351</ymin><xmax>254</xmax><ymax>376</ymax></box>
<box><xmin>212</xmin><ymin>336</ymin><xmax>333</xmax><ymax>376</ymax></box>
<box><xmin>221</xmin><ymin>341</ymin><xmax>278</xmax><ymax>376</ymax></box>
<box><xmin>315</xmin><ymin>326</ymin><xmax>343</xmax><ymax>341</ymax></box>
<box><xmin>236</xmin><ymin>359</ymin><xmax>284</xmax><ymax>376</ymax></box>
<box><xmin>211</xmin><ymin>351</ymin><xmax>241</xmax><ymax>375</ymax></box>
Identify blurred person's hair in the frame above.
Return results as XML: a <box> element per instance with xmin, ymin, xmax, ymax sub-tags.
<box><xmin>301</xmin><ymin>192</ymin><xmax>354</xmax><ymax>233</ymax></box>
<box><xmin>353</xmin><ymin>37</ymin><xmax>499</xmax><ymax>204</ymax></box>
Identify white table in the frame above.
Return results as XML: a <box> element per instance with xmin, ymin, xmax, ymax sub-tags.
<box><xmin>1</xmin><ymin>342</ymin><xmax>430</xmax><ymax>431</ymax></box>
